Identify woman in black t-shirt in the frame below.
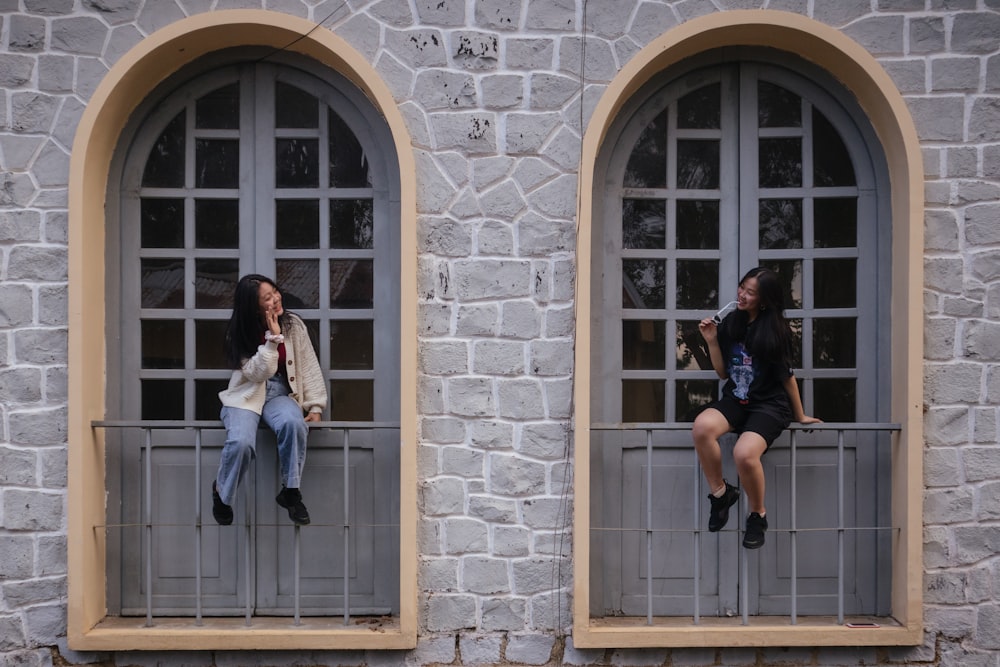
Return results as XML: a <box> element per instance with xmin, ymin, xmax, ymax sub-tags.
<box><xmin>692</xmin><ymin>267</ymin><xmax>821</xmax><ymax>549</ymax></box>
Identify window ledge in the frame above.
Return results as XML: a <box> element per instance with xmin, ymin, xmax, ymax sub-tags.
<box><xmin>574</xmin><ymin>616</ymin><xmax>921</xmax><ymax>648</ymax></box>
<box><xmin>74</xmin><ymin>615</ymin><xmax>414</xmax><ymax>651</ymax></box>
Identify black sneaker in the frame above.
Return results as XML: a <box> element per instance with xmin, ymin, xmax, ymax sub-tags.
<box><xmin>707</xmin><ymin>480</ymin><xmax>740</xmax><ymax>532</ymax></box>
<box><xmin>276</xmin><ymin>486</ymin><xmax>311</xmax><ymax>525</ymax></box>
<box><xmin>212</xmin><ymin>481</ymin><xmax>233</xmax><ymax>526</ymax></box>
<box><xmin>743</xmin><ymin>512</ymin><xmax>768</xmax><ymax>549</ymax></box>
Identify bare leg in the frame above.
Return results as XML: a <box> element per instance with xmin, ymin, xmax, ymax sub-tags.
<box><xmin>691</xmin><ymin>408</ymin><xmax>732</xmax><ymax>492</ymax></box>
<box><xmin>733</xmin><ymin>432</ymin><xmax>768</xmax><ymax>515</ymax></box>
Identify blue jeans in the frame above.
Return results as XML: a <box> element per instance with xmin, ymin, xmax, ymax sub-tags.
<box><xmin>216</xmin><ymin>375</ymin><xmax>308</xmax><ymax>507</ymax></box>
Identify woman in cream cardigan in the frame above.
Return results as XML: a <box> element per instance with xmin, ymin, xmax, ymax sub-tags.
<box><xmin>213</xmin><ymin>274</ymin><xmax>327</xmax><ymax>526</ymax></box>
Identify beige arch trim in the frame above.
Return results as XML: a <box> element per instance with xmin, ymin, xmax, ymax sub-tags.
<box><xmin>573</xmin><ymin>10</ymin><xmax>923</xmax><ymax>647</ymax></box>
<box><xmin>68</xmin><ymin>10</ymin><xmax>417</xmax><ymax>649</ymax></box>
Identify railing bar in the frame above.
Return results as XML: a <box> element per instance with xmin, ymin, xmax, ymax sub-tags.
<box><xmin>343</xmin><ymin>427</ymin><xmax>351</xmax><ymax>626</ymax></box>
<box><xmin>741</xmin><ymin>494</ymin><xmax>748</xmax><ymax>626</ymax></box>
<box><xmin>837</xmin><ymin>429</ymin><xmax>845</xmax><ymax>625</ymax></box>
<box><xmin>790</xmin><ymin>429</ymin><xmax>797</xmax><ymax>625</ymax></box>
<box><xmin>645</xmin><ymin>429</ymin><xmax>653</xmax><ymax>626</ymax></box>
<box><xmin>294</xmin><ymin>525</ymin><xmax>301</xmax><ymax>626</ymax></box>
<box><xmin>693</xmin><ymin>458</ymin><xmax>700</xmax><ymax>625</ymax></box>
<box><xmin>590</xmin><ymin>422</ymin><xmax>900</xmax><ymax>431</ymax></box>
<box><xmin>144</xmin><ymin>428</ymin><xmax>153</xmax><ymax>628</ymax></box>
<box><xmin>93</xmin><ymin>420</ymin><xmax>401</xmax><ymax>429</ymax></box>
<box><xmin>195</xmin><ymin>428</ymin><xmax>203</xmax><ymax>626</ymax></box>
<box><xmin>245</xmin><ymin>470</ymin><xmax>253</xmax><ymax>627</ymax></box>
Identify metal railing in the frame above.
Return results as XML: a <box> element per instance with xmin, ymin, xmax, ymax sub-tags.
<box><xmin>590</xmin><ymin>422</ymin><xmax>901</xmax><ymax>626</ymax></box>
<box><xmin>92</xmin><ymin>420</ymin><xmax>400</xmax><ymax>628</ymax></box>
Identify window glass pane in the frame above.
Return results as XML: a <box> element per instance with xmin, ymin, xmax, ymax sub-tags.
<box><xmin>331</xmin><ymin>379</ymin><xmax>373</xmax><ymax>421</ymax></box>
<box><xmin>141</xmin><ymin>319</ymin><xmax>184</xmax><ymax>369</ymax></box>
<box><xmin>676</xmin><ymin>259</ymin><xmax>718</xmax><ymax>309</ymax></box>
<box><xmin>622</xmin><ymin>320</ymin><xmax>665</xmax><ymax>370</ymax></box>
<box><xmin>622</xmin><ymin>260</ymin><xmax>665</xmax><ymax>309</ymax></box>
<box><xmin>813</xmin><ymin>318</ymin><xmax>856</xmax><ymax>368</ymax></box>
<box><xmin>330</xmin><ymin>260</ymin><xmax>374</xmax><ymax>309</ymax></box>
<box><xmin>677</xmin><ymin>83</ymin><xmax>720</xmax><ymax>129</ymax></box>
<box><xmin>788</xmin><ymin>318</ymin><xmax>803</xmax><ymax>368</ymax></box>
<box><xmin>675</xmin><ymin>320</ymin><xmax>712</xmax><ymax>370</ymax></box>
<box><xmin>814</xmin><ymin>378</ymin><xmax>855</xmax><ymax>422</ymax></box>
<box><xmin>195</xmin><ymin>320</ymin><xmax>228</xmax><ymax>369</ymax></box>
<box><xmin>759</xmin><ymin>199</ymin><xmax>802</xmax><ymax>250</ymax></box>
<box><xmin>331</xmin><ymin>320</ymin><xmax>374</xmax><ymax>370</ymax></box>
<box><xmin>329</xmin><ymin>109</ymin><xmax>371</xmax><ymax>188</ymax></box>
<box><xmin>759</xmin><ymin>138</ymin><xmax>802</xmax><ymax>188</ymax></box>
<box><xmin>814</xmin><ymin>197</ymin><xmax>857</xmax><ymax>248</ymax></box>
<box><xmin>141</xmin><ymin>198</ymin><xmax>184</xmax><ymax>248</ymax></box>
<box><xmin>813</xmin><ymin>108</ymin><xmax>856</xmax><ymax>187</ymax></box>
<box><xmin>195</xmin><ymin>379</ymin><xmax>229</xmax><ymax>421</ymax></box>
<box><xmin>276</xmin><ymin>259</ymin><xmax>319</xmax><ymax>309</ymax></box>
<box><xmin>142</xmin><ymin>111</ymin><xmax>185</xmax><ymax>188</ymax></box>
<box><xmin>276</xmin><ymin>199</ymin><xmax>320</xmax><ymax>249</ymax></box>
<box><xmin>195</xmin><ymin>83</ymin><xmax>239</xmax><ymax>130</ymax></box>
<box><xmin>622</xmin><ymin>380</ymin><xmax>664</xmax><ymax>422</ymax></box>
<box><xmin>758</xmin><ymin>81</ymin><xmax>801</xmax><ymax>128</ymax></box>
<box><xmin>195</xmin><ymin>139</ymin><xmax>239</xmax><ymax>188</ymax></box>
<box><xmin>622</xmin><ymin>199</ymin><xmax>666</xmax><ymax>250</ymax></box>
<box><xmin>276</xmin><ymin>138</ymin><xmax>319</xmax><ymax>188</ymax></box>
<box><xmin>141</xmin><ymin>258</ymin><xmax>184</xmax><ymax>309</ymax></box>
<box><xmin>330</xmin><ymin>199</ymin><xmax>374</xmax><ymax>249</ymax></box>
<box><xmin>676</xmin><ymin>140</ymin><xmax>719</xmax><ymax>189</ymax></box>
<box><xmin>275</xmin><ymin>81</ymin><xmax>319</xmax><ymax>129</ymax></box>
<box><xmin>676</xmin><ymin>200</ymin><xmax>719</xmax><ymax>250</ymax></box>
<box><xmin>195</xmin><ymin>199</ymin><xmax>239</xmax><ymax>248</ymax></box>
<box><xmin>624</xmin><ymin>109</ymin><xmax>667</xmax><ymax>189</ymax></box>
<box><xmin>676</xmin><ymin>379</ymin><xmax>717</xmax><ymax>422</ymax></box>
<box><xmin>815</xmin><ymin>258</ymin><xmax>856</xmax><ymax>308</ymax></box>
<box><xmin>760</xmin><ymin>259</ymin><xmax>802</xmax><ymax>309</ymax></box>
<box><xmin>142</xmin><ymin>379</ymin><xmax>184</xmax><ymax>419</ymax></box>
<box><xmin>195</xmin><ymin>258</ymin><xmax>238</xmax><ymax>309</ymax></box>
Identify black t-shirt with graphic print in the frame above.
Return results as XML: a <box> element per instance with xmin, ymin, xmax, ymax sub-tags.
<box><xmin>717</xmin><ymin>315</ymin><xmax>794</xmax><ymax>422</ymax></box>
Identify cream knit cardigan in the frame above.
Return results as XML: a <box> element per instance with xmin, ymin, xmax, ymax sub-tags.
<box><xmin>218</xmin><ymin>313</ymin><xmax>327</xmax><ymax>416</ymax></box>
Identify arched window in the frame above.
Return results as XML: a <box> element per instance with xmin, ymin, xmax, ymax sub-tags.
<box><xmin>105</xmin><ymin>54</ymin><xmax>400</xmax><ymax>618</ymax></box>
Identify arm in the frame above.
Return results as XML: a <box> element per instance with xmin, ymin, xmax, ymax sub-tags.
<box><xmin>698</xmin><ymin>318</ymin><xmax>728</xmax><ymax>380</ymax></box>
<box><xmin>782</xmin><ymin>373</ymin><xmax>822</xmax><ymax>424</ymax></box>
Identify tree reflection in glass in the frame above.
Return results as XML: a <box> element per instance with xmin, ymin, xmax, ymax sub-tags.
<box><xmin>622</xmin><ymin>260</ymin><xmax>665</xmax><ymax>309</ymax></box>
<box><xmin>678</xmin><ymin>83</ymin><xmax>720</xmax><ymax>129</ymax></box>
<box><xmin>758</xmin><ymin>138</ymin><xmax>801</xmax><ymax>188</ymax></box>
<box><xmin>677</xmin><ymin>140</ymin><xmax>720</xmax><ymax>189</ymax></box>
<box><xmin>622</xmin><ymin>199</ymin><xmax>666</xmax><ymax>250</ymax></box>
<box><xmin>143</xmin><ymin>112</ymin><xmax>185</xmax><ymax>188</ymax></box>
<box><xmin>759</xmin><ymin>199</ymin><xmax>802</xmax><ymax>249</ymax></box>
<box><xmin>758</xmin><ymin>81</ymin><xmax>801</xmax><ymax>128</ymax></box>
<box><xmin>623</xmin><ymin>108</ymin><xmax>667</xmax><ymax>189</ymax></box>
<box><xmin>676</xmin><ymin>259</ymin><xmax>718</xmax><ymax>309</ymax></box>
<box><xmin>813</xmin><ymin>108</ymin><xmax>855</xmax><ymax>187</ymax></box>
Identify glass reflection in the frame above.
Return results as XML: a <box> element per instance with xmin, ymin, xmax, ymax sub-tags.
<box><xmin>195</xmin><ymin>320</ymin><xmax>228</xmax><ymax>368</ymax></box>
<box><xmin>760</xmin><ymin>260</ymin><xmax>802</xmax><ymax>309</ymax></box>
<box><xmin>622</xmin><ymin>379</ymin><xmax>664</xmax><ymax>422</ymax></box>
<box><xmin>331</xmin><ymin>379</ymin><xmax>373</xmax><ymax>421</ymax></box>
<box><xmin>622</xmin><ymin>199</ymin><xmax>666</xmax><ymax>250</ymax></box>
<box><xmin>624</xmin><ymin>108</ymin><xmax>667</xmax><ymax>189</ymax></box>
<box><xmin>276</xmin><ymin>259</ymin><xmax>319</xmax><ymax>309</ymax></box>
<box><xmin>814</xmin><ymin>318</ymin><xmax>856</xmax><ymax>368</ymax></box>
<box><xmin>331</xmin><ymin>320</ymin><xmax>374</xmax><ymax>370</ymax></box>
<box><xmin>815</xmin><ymin>197</ymin><xmax>857</xmax><ymax>248</ymax></box>
<box><xmin>276</xmin><ymin>138</ymin><xmax>319</xmax><ymax>188</ymax></box>
<box><xmin>676</xmin><ymin>200</ymin><xmax>719</xmax><ymax>250</ymax></box>
<box><xmin>330</xmin><ymin>260</ymin><xmax>374</xmax><ymax>309</ymax></box>
<box><xmin>330</xmin><ymin>199</ymin><xmax>374</xmax><ymax>249</ymax></box>
<box><xmin>141</xmin><ymin>258</ymin><xmax>184</xmax><ymax>309</ymax></box>
<box><xmin>676</xmin><ymin>259</ymin><xmax>718</xmax><ymax>310</ymax></box>
<box><xmin>758</xmin><ymin>81</ymin><xmax>801</xmax><ymax>128</ymax></box>
<box><xmin>759</xmin><ymin>199</ymin><xmax>802</xmax><ymax>249</ymax></box>
<box><xmin>195</xmin><ymin>83</ymin><xmax>239</xmax><ymax>130</ymax></box>
<box><xmin>813</xmin><ymin>108</ymin><xmax>856</xmax><ymax>187</ymax></box>
<box><xmin>142</xmin><ymin>379</ymin><xmax>183</xmax><ymax>420</ymax></box>
<box><xmin>677</xmin><ymin>140</ymin><xmax>720</xmax><ymax>189</ymax></box>
<box><xmin>142</xmin><ymin>111</ymin><xmax>185</xmax><ymax>188</ymax></box>
<box><xmin>195</xmin><ymin>258</ymin><xmax>238</xmax><ymax>309</ymax></box>
<box><xmin>622</xmin><ymin>260</ymin><xmax>665</xmax><ymax>309</ymax></box>
<box><xmin>195</xmin><ymin>379</ymin><xmax>229</xmax><ymax>421</ymax></box>
<box><xmin>141</xmin><ymin>198</ymin><xmax>183</xmax><ymax>248</ymax></box>
<box><xmin>787</xmin><ymin>318</ymin><xmax>802</xmax><ymax>368</ymax></box>
<box><xmin>195</xmin><ymin>139</ymin><xmax>239</xmax><ymax>189</ymax></box>
<box><xmin>622</xmin><ymin>320</ymin><xmax>665</xmax><ymax>370</ymax></box>
<box><xmin>275</xmin><ymin>81</ymin><xmax>319</xmax><ymax>129</ymax></box>
<box><xmin>195</xmin><ymin>199</ymin><xmax>239</xmax><ymax>249</ymax></box>
<box><xmin>759</xmin><ymin>138</ymin><xmax>802</xmax><ymax>188</ymax></box>
<box><xmin>329</xmin><ymin>109</ymin><xmax>371</xmax><ymax>188</ymax></box>
<box><xmin>678</xmin><ymin>83</ymin><xmax>720</xmax><ymax>129</ymax></box>
<box><xmin>815</xmin><ymin>259</ymin><xmax>856</xmax><ymax>308</ymax></box>
<box><xmin>676</xmin><ymin>379</ymin><xmax>717</xmax><ymax>422</ymax></box>
<box><xmin>141</xmin><ymin>319</ymin><xmax>184</xmax><ymax>369</ymax></box>
<box><xmin>675</xmin><ymin>320</ymin><xmax>712</xmax><ymax>371</ymax></box>
<box><xmin>814</xmin><ymin>378</ymin><xmax>855</xmax><ymax>422</ymax></box>
<box><xmin>276</xmin><ymin>199</ymin><xmax>320</xmax><ymax>249</ymax></box>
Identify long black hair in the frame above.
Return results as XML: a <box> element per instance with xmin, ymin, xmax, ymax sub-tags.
<box><xmin>719</xmin><ymin>267</ymin><xmax>793</xmax><ymax>365</ymax></box>
<box><xmin>224</xmin><ymin>274</ymin><xmax>291</xmax><ymax>369</ymax></box>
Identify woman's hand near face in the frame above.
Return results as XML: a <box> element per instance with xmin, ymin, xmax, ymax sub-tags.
<box><xmin>698</xmin><ymin>317</ymin><xmax>718</xmax><ymax>343</ymax></box>
<box><xmin>264</xmin><ymin>306</ymin><xmax>281</xmax><ymax>335</ymax></box>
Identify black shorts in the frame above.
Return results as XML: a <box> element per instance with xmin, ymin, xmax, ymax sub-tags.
<box><xmin>706</xmin><ymin>395</ymin><xmax>790</xmax><ymax>449</ymax></box>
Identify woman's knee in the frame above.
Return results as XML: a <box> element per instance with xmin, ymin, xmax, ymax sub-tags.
<box><xmin>692</xmin><ymin>410</ymin><xmax>727</xmax><ymax>443</ymax></box>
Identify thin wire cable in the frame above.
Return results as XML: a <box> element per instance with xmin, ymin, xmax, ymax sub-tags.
<box><xmin>253</xmin><ymin>1</ymin><xmax>350</xmax><ymax>64</ymax></box>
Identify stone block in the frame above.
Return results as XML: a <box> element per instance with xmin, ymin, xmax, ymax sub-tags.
<box><xmin>497</xmin><ymin>378</ymin><xmax>545</xmax><ymax>420</ymax></box>
<box><xmin>419</xmin><ymin>217</ymin><xmax>473</xmax><ymax>257</ymax></box>
<box><xmin>0</xmin><ymin>535</ymin><xmax>34</xmax><ymax>579</ymax></box>
<box><xmin>419</xmin><ymin>302</ymin><xmax>453</xmax><ymax>337</ymax></box>
<box><xmin>425</xmin><ymin>593</ymin><xmax>478</xmax><ymax>631</ymax></box>
<box><xmin>522</xmin><ymin>496</ymin><xmax>571</xmax><ymax>530</ymax></box>
<box><xmin>384</xmin><ymin>28</ymin><xmax>447</xmax><ymax>68</ymax></box>
<box><xmin>0</xmin><ymin>55</ymin><xmax>34</xmax><ymax>87</ymax></box>
<box><xmin>456</xmin><ymin>304</ymin><xmax>498</xmax><ymax>336</ymax></box>
<box><xmin>462</xmin><ymin>556</ymin><xmax>509</xmax><ymax>593</ymax></box>
<box><xmin>50</xmin><ymin>16</ymin><xmax>107</xmax><ymax>55</ymax></box>
<box><xmin>924</xmin><ymin>525</ymin><xmax>952</xmax><ymax>568</ymax></box>
<box><xmin>493</xmin><ymin>525</ymin><xmax>531</xmax><ymax>556</ymax></box>
<box><xmin>419</xmin><ymin>518</ymin><xmax>443</xmax><ymax>555</ymax></box>
<box><xmin>420</xmin><ymin>340</ymin><xmax>469</xmax><ymax>375</ymax></box>
<box><xmin>468</xmin><ymin>494</ymin><xmax>517</xmax><ymax>522</ymax></box>
<box><xmin>421</xmin><ymin>477</ymin><xmax>466</xmax><ymax>516</ymax></box>
<box><xmin>529</xmin><ymin>339</ymin><xmax>573</xmax><ymax>376</ymax></box>
<box><xmin>842</xmin><ymin>16</ymin><xmax>904</xmax><ymax>54</ymax></box>
<box><xmin>970</xmin><ymin>250</ymin><xmax>1000</xmax><ymax>282</ymax></box>
<box><xmin>544</xmin><ymin>378</ymin><xmax>573</xmax><ymax>419</ymax></box>
<box><xmin>963</xmin><ymin>320</ymin><xmax>1000</xmax><ymax>361</ymax></box>
<box><xmin>527</xmin><ymin>173</ymin><xmax>577</xmax><ymax>219</ymax></box>
<box><xmin>421</xmin><ymin>417</ymin><xmax>466</xmax><ymax>444</ymax></box>
<box><xmin>420</xmin><ymin>556</ymin><xmax>459</xmax><ymax>591</ymax></box>
<box><xmin>477</xmin><ymin>219</ymin><xmax>514</xmax><ymax>255</ymax></box>
<box><xmin>925</xmin><ymin>606</ymin><xmax>976</xmax><ymax>640</ymax></box>
<box><xmin>430</xmin><ymin>111</ymin><xmax>497</xmax><ymax>153</ymax></box>
<box><xmin>38</xmin><ymin>285</ymin><xmax>67</xmax><ymax>326</ymax></box>
<box><xmin>453</xmin><ymin>259</ymin><xmax>531</xmax><ymax>300</ymax></box>
<box><xmin>512</xmin><ymin>556</ymin><xmax>569</xmax><ymax>595</ymax></box>
<box><xmin>445</xmin><ymin>517</ymin><xmax>489</xmax><ymax>554</ymax></box>
<box><xmin>505</xmin><ymin>633</ymin><xmax>554</xmax><ymax>664</ymax></box>
<box><xmin>415</xmin><ymin>150</ymin><xmax>457</xmax><ymax>215</ymax></box>
<box><xmin>924</xmin><ymin>407</ymin><xmax>969</xmax><ymax>447</ymax></box>
<box><xmin>490</xmin><ymin>453</ymin><xmax>546</xmax><ymax>495</ymax></box>
<box><xmin>408</xmin><ymin>634</ymin><xmax>457</xmax><ymax>665</ymax></box>
<box><xmin>8</xmin><ymin>15</ymin><xmax>45</xmax><ymax>52</ymax></box>
<box><xmin>0</xmin><ymin>614</ymin><xmax>26</xmax><ymax>652</ymax></box>
<box><xmin>14</xmin><ymin>329</ymin><xmax>67</xmax><ymax>365</ymax></box>
<box><xmin>530</xmin><ymin>73</ymin><xmax>579</xmax><ymax>110</ymax></box>
<box><xmin>529</xmin><ymin>588</ymin><xmax>570</xmax><ymax>630</ymax></box>
<box><xmin>925</xmin><ymin>570</ymin><xmax>966</xmax><ymax>604</ymax></box>
<box><xmin>977</xmin><ymin>481</ymin><xmax>1000</xmax><ymax>520</ymax></box>
<box><xmin>923</xmin><ymin>318</ymin><xmax>955</xmax><ymax>361</ymax></box>
<box><xmin>452</xmin><ymin>31</ymin><xmax>499</xmax><ymax>71</ymax></box>
<box><xmin>882</xmin><ymin>58</ymin><xmax>926</xmax><ymax>94</ymax></box>
<box><xmin>473</xmin><ymin>340</ymin><xmax>525</xmax><ymax>376</ymax></box>
<box><xmin>506</xmin><ymin>37</ymin><xmax>554</xmax><ymax>70</ymax></box>
<box><xmin>480</xmin><ymin>180</ymin><xmax>526</xmax><ymax>221</ymax></box>
<box><xmin>482</xmin><ymin>73</ymin><xmax>523</xmax><ymax>110</ymax></box>
<box><xmin>519</xmin><ymin>423</ymin><xmax>569</xmax><ymax>460</ymax></box>
<box><xmin>925</xmin><ymin>487</ymin><xmax>975</xmax><ymax>524</ymax></box>
<box><xmin>909</xmin><ymin>16</ymin><xmax>946</xmax><ymax>53</ymax></box>
<box><xmin>952</xmin><ymin>12</ymin><xmax>1000</xmax><ymax>53</ymax></box>
<box><xmin>506</xmin><ymin>112</ymin><xmax>560</xmax><ymax>155</ymax></box>
<box><xmin>414</xmin><ymin>0</ymin><xmax>465</xmax><ymax>26</ymax></box>
<box><xmin>441</xmin><ymin>446</ymin><xmax>484</xmax><ymax>479</ymax></box>
<box><xmin>3</xmin><ymin>489</ymin><xmax>63</xmax><ymax>531</ymax></box>
<box><xmin>479</xmin><ymin>597</ymin><xmax>526</xmax><ymax>631</ymax></box>
<box><xmin>0</xmin><ymin>211</ymin><xmax>42</xmax><ymax>244</ymax></box>
<box><xmin>469</xmin><ymin>420</ymin><xmax>513</xmax><ymax>450</ymax></box>
<box><xmin>966</xmin><ymin>204</ymin><xmax>1000</xmax><ymax>245</ymax></box>
<box><xmin>474</xmin><ymin>0</ymin><xmax>519</xmax><ymax>30</ymax></box>
<box><xmin>942</xmin><ymin>296</ymin><xmax>982</xmax><ymax>318</ymax></box>
<box><xmin>2</xmin><ymin>576</ymin><xmax>66</xmax><ymax>608</ymax></box>
<box><xmin>448</xmin><ymin>377</ymin><xmax>495</xmax><ymax>417</ymax></box>
<box><xmin>925</xmin><ymin>208</ymin><xmax>958</xmax><ymax>251</ymax></box>
<box><xmin>964</xmin><ymin>447</ymin><xmax>1000</xmax><ymax>482</ymax></box>
<box><xmin>458</xmin><ymin>633</ymin><xmax>503</xmax><ymax>664</ymax></box>
<box><xmin>973</xmin><ymin>407</ymin><xmax>996</xmax><ymax>443</ymax></box>
<box><xmin>418</xmin><ymin>375</ymin><xmax>445</xmax><ymax>414</ymax></box>
<box><xmin>953</xmin><ymin>525</ymin><xmax>1000</xmax><ymax>565</ymax></box>
<box><xmin>924</xmin><ymin>257</ymin><xmax>964</xmax><ymax>294</ymax></box>
<box><xmin>7</xmin><ymin>247</ymin><xmax>67</xmax><ymax>282</ymax></box>
<box><xmin>630</xmin><ymin>2</ymin><xmax>679</xmax><ymax>45</ymax></box>
<box><xmin>0</xmin><ymin>445</ymin><xmax>37</xmax><ymax>485</ymax></box>
<box><xmin>500</xmin><ymin>300</ymin><xmax>542</xmax><ymax>340</ymax></box>
<box><xmin>22</xmin><ymin>603</ymin><xmax>65</xmax><ymax>646</ymax></box>
<box><xmin>414</xmin><ymin>69</ymin><xmax>476</xmax><ymax>110</ymax></box>
<box><xmin>36</xmin><ymin>535</ymin><xmax>65</xmax><ymax>577</ymax></box>
<box><xmin>970</xmin><ymin>97</ymin><xmax>1000</xmax><ymax>142</ymax></box>
<box><xmin>563</xmin><ymin>636</ymin><xmax>605</xmax><ymax>665</ymax></box>
<box><xmin>813</xmin><ymin>0</ymin><xmax>872</xmax><ymax>26</ymax></box>
<box><xmin>0</xmin><ymin>286</ymin><xmax>34</xmax><ymax>329</ymax></box>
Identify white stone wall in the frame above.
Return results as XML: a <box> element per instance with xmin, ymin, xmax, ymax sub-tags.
<box><xmin>0</xmin><ymin>0</ymin><xmax>998</xmax><ymax>665</ymax></box>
